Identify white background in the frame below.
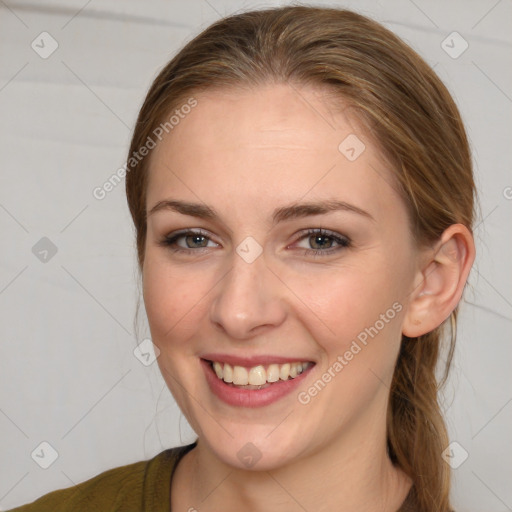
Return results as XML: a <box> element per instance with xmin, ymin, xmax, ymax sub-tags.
<box><xmin>0</xmin><ymin>0</ymin><xmax>511</xmax><ymax>510</ymax></box>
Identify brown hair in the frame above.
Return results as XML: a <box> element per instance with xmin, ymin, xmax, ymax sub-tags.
<box><xmin>125</xmin><ymin>6</ymin><xmax>476</xmax><ymax>511</ymax></box>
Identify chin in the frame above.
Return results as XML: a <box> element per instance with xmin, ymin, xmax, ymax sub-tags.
<box><xmin>196</xmin><ymin>419</ymin><xmax>311</xmax><ymax>471</ymax></box>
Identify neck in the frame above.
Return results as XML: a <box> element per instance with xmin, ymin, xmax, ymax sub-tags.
<box><xmin>172</xmin><ymin>411</ymin><xmax>412</xmax><ymax>512</ymax></box>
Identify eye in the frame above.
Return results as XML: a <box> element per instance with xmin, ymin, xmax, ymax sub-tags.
<box><xmin>292</xmin><ymin>228</ymin><xmax>351</xmax><ymax>258</ymax></box>
<box><xmin>158</xmin><ymin>227</ymin><xmax>351</xmax><ymax>258</ymax></box>
<box><xmin>158</xmin><ymin>229</ymin><xmax>217</xmax><ymax>254</ymax></box>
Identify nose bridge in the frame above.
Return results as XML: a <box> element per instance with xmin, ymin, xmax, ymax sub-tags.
<box><xmin>210</xmin><ymin>240</ymin><xmax>285</xmax><ymax>338</ymax></box>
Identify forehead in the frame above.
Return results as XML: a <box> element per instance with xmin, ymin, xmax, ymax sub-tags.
<box><xmin>155</xmin><ymin>83</ymin><xmax>363</xmax><ymax>155</ymax></box>
<box><xmin>147</xmin><ymin>83</ymin><xmax>404</xmax><ymax>224</ymax></box>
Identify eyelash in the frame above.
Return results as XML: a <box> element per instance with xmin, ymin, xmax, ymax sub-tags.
<box><xmin>158</xmin><ymin>228</ymin><xmax>351</xmax><ymax>258</ymax></box>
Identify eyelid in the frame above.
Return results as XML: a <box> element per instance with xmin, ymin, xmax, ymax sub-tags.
<box><xmin>293</xmin><ymin>227</ymin><xmax>350</xmax><ymax>243</ymax></box>
<box><xmin>160</xmin><ymin>228</ymin><xmax>218</xmax><ymax>250</ymax></box>
<box><xmin>290</xmin><ymin>228</ymin><xmax>351</xmax><ymax>253</ymax></box>
<box><xmin>160</xmin><ymin>227</ymin><xmax>351</xmax><ymax>259</ymax></box>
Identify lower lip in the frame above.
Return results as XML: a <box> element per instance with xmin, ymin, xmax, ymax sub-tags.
<box><xmin>201</xmin><ymin>359</ymin><xmax>314</xmax><ymax>408</ymax></box>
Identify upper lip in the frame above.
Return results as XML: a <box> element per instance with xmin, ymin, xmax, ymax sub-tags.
<box><xmin>201</xmin><ymin>353</ymin><xmax>315</xmax><ymax>367</ymax></box>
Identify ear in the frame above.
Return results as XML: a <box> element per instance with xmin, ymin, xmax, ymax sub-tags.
<box><xmin>402</xmin><ymin>223</ymin><xmax>476</xmax><ymax>338</ymax></box>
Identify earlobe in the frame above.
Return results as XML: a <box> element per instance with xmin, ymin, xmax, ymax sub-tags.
<box><xmin>402</xmin><ymin>224</ymin><xmax>475</xmax><ymax>338</ymax></box>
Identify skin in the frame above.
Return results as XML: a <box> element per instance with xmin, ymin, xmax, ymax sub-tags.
<box><xmin>141</xmin><ymin>83</ymin><xmax>475</xmax><ymax>511</ymax></box>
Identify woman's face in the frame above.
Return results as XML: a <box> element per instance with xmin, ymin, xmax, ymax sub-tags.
<box><xmin>143</xmin><ymin>83</ymin><xmax>420</xmax><ymax>470</ymax></box>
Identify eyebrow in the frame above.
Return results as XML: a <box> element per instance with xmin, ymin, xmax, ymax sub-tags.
<box><xmin>147</xmin><ymin>199</ymin><xmax>375</xmax><ymax>225</ymax></box>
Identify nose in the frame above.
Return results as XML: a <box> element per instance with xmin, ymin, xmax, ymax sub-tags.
<box><xmin>209</xmin><ymin>245</ymin><xmax>287</xmax><ymax>340</ymax></box>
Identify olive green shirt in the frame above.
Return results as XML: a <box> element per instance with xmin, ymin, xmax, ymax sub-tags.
<box><xmin>7</xmin><ymin>443</ymin><xmax>197</xmax><ymax>512</ymax></box>
<box><xmin>7</xmin><ymin>442</ymin><xmax>417</xmax><ymax>511</ymax></box>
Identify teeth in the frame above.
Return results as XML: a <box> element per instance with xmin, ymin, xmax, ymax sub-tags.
<box><xmin>248</xmin><ymin>365</ymin><xmax>266</xmax><ymax>386</ymax></box>
<box><xmin>210</xmin><ymin>360</ymin><xmax>312</xmax><ymax>386</ymax></box>
<box><xmin>233</xmin><ymin>366</ymin><xmax>249</xmax><ymax>385</ymax></box>
<box><xmin>266</xmin><ymin>364</ymin><xmax>280</xmax><ymax>383</ymax></box>
<box><xmin>213</xmin><ymin>361</ymin><xmax>223</xmax><ymax>379</ymax></box>
<box><xmin>223</xmin><ymin>363</ymin><xmax>233</xmax><ymax>383</ymax></box>
<box><xmin>279</xmin><ymin>363</ymin><xmax>290</xmax><ymax>381</ymax></box>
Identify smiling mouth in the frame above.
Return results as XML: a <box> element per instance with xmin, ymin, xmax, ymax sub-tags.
<box><xmin>204</xmin><ymin>359</ymin><xmax>315</xmax><ymax>390</ymax></box>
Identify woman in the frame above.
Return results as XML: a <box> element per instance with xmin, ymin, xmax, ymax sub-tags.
<box><xmin>8</xmin><ymin>5</ymin><xmax>476</xmax><ymax>512</ymax></box>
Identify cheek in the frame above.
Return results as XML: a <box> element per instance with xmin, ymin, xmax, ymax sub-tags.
<box><xmin>296</xmin><ymin>260</ymin><xmax>404</xmax><ymax>328</ymax></box>
<box><xmin>142</xmin><ymin>252</ymin><xmax>208</xmax><ymax>346</ymax></box>
<box><xmin>289</xmin><ymin>260</ymin><xmax>407</xmax><ymax>372</ymax></box>
<box><xmin>142</xmin><ymin>254</ymin><xmax>210</xmax><ymax>413</ymax></box>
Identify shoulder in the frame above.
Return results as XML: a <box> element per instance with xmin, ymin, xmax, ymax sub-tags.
<box><xmin>8</xmin><ymin>458</ymin><xmax>148</xmax><ymax>512</ymax></box>
<box><xmin>6</xmin><ymin>443</ymin><xmax>196</xmax><ymax>512</ymax></box>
